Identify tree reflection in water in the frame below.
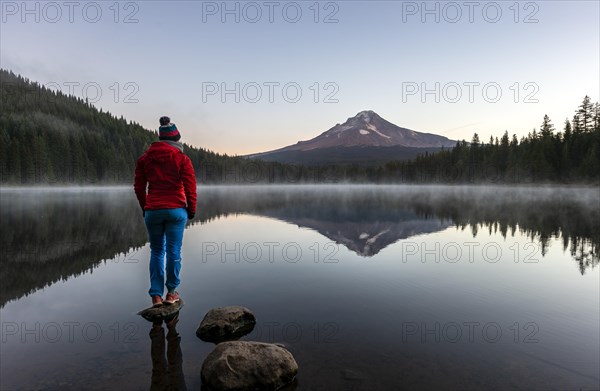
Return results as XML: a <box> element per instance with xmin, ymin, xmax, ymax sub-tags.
<box><xmin>1</xmin><ymin>185</ymin><xmax>597</xmax><ymax>307</ymax></box>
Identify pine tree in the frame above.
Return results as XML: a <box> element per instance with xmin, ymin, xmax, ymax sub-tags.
<box><xmin>593</xmin><ymin>102</ymin><xmax>600</xmax><ymax>132</ymax></box>
<box><xmin>540</xmin><ymin>114</ymin><xmax>555</xmax><ymax>137</ymax></box>
<box><xmin>577</xmin><ymin>95</ymin><xmax>594</xmax><ymax>132</ymax></box>
<box><xmin>573</xmin><ymin>113</ymin><xmax>583</xmax><ymax>134</ymax></box>
<box><xmin>501</xmin><ymin>131</ymin><xmax>509</xmax><ymax>147</ymax></box>
<box><xmin>563</xmin><ymin>119</ymin><xmax>572</xmax><ymax>141</ymax></box>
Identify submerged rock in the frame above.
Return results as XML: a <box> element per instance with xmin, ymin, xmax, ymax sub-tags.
<box><xmin>201</xmin><ymin>341</ymin><xmax>298</xmax><ymax>391</ymax></box>
<box><xmin>137</xmin><ymin>300</ymin><xmax>184</xmax><ymax>322</ymax></box>
<box><xmin>197</xmin><ymin>306</ymin><xmax>256</xmax><ymax>343</ymax></box>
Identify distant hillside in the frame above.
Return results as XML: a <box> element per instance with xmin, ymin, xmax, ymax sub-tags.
<box><xmin>0</xmin><ymin>69</ymin><xmax>251</xmax><ymax>184</ymax></box>
<box><xmin>247</xmin><ymin>110</ymin><xmax>456</xmax><ymax>165</ymax></box>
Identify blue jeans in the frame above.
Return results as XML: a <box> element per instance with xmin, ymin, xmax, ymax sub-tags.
<box><xmin>144</xmin><ymin>208</ymin><xmax>187</xmax><ymax>297</ymax></box>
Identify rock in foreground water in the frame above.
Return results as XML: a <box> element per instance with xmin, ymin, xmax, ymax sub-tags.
<box><xmin>201</xmin><ymin>341</ymin><xmax>298</xmax><ymax>391</ymax></box>
<box><xmin>138</xmin><ymin>300</ymin><xmax>184</xmax><ymax>322</ymax></box>
<box><xmin>197</xmin><ymin>306</ymin><xmax>256</xmax><ymax>343</ymax></box>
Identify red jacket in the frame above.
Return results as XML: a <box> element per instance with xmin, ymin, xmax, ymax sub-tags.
<box><xmin>134</xmin><ymin>141</ymin><xmax>197</xmax><ymax>213</ymax></box>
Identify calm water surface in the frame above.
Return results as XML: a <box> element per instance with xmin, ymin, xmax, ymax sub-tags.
<box><xmin>1</xmin><ymin>185</ymin><xmax>599</xmax><ymax>390</ymax></box>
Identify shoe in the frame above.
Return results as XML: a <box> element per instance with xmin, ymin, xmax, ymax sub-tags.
<box><xmin>164</xmin><ymin>291</ymin><xmax>180</xmax><ymax>305</ymax></box>
<box><xmin>152</xmin><ymin>295</ymin><xmax>163</xmax><ymax>307</ymax></box>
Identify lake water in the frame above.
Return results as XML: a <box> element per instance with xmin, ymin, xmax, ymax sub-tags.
<box><xmin>1</xmin><ymin>185</ymin><xmax>599</xmax><ymax>390</ymax></box>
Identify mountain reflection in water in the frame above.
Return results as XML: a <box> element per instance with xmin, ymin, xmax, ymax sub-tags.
<box><xmin>1</xmin><ymin>185</ymin><xmax>598</xmax><ymax>307</ymax></box>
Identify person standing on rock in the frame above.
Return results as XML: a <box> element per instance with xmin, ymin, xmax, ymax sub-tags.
<box><xmin>134</xmin><ymin>116</ymin><xmax>197</xmax><ymax>307</ymax></box>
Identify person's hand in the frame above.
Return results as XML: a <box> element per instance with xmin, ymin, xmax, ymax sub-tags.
<box><xmin>187</xmin><ymin>210</ymin><xmax>195</xmax><ymax>220</ymax></box>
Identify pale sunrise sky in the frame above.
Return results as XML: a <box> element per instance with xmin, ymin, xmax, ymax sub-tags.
<box><xmin>1</xmin><ymin>0</ymin><xmax>598</xmax><ymax>155</ymax></box>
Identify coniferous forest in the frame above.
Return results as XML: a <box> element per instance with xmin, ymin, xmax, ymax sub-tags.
<box><xmin>1</xmin><ymin>69</ymin><xmax>599</xmax><ymax>184</ymax></box>
<box><xmin>381</xmin><ymin>98</ymin><xmax>600</xmax><ymax>183</ymax></box>
<box><xmin>0</xmin><ymin>69</ymin><xmax>244</xmax><ymax>184</ymax></box>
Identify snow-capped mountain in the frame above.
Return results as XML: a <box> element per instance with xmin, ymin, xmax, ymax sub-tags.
<box><xmin>247</xmin><ymin>110</ymin><xmax>456</xmax><ymax>165</ymax></box>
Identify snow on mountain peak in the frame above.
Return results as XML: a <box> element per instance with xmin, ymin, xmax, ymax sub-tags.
<box><xmin>355</xmin><ymin>110</ymin><xmax>374</xmax><ymax>122</ymax></box>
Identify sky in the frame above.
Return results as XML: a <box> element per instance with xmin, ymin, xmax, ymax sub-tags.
<box><xmin>1</xmin><ymin>0</ymin><xmax>599</xmax><ymax>155</ymax></box>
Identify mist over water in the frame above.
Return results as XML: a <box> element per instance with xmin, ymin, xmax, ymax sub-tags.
<box><xmin>1</xmin><ymin>185</ymin><xmax>599</xmax><ymax>390</ymax></box>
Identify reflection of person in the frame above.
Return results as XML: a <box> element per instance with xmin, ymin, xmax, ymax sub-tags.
<box><xmin>150</xmin><ymin>314</ymin><xmax>187</xmax><ymax>391</ymax></box>
<box><xmin>134</xmin><ymin>116</ymin><xmax>197</xmax><ymax>307</ymax></box>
